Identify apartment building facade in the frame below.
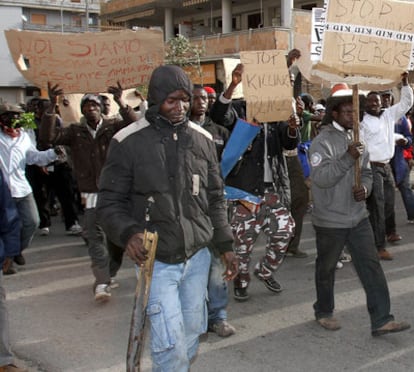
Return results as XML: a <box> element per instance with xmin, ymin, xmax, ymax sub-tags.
<box><xmin>100</xmin><ymin>0</ymin><xmax>323</xmax><ymax>95</ymax></box>
<box><xmin>100</xmin><ymin>0</ymin><xmax>322</xmax><ymax>40</ymax></box>
<box><xmin>0</xmin><ymin>0</ymin><xmax>100</xmax><ymax>103</ymax></box>
<box><xmin>1</xmin><ymin>0</ymin><xmax>324</xmax><ymax>103</ymax></box>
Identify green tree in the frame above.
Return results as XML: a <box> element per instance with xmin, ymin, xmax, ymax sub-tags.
<box><xmin>165</xmin><ymin>34</ymin><xmax>205</xmax><ymax>84</ymax></box>
<box><xmin>12</xmin><ymin>112</ymin><xmax>36</xmax><ymax>130</ymax></box>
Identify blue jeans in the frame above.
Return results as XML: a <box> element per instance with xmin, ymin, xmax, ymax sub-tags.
<box><xmin>146</xmin><ymin>247</ymin><xmax>210</xmax><ymax>372</ymax></box>
<box><xmin>207</xmin><ymin>253</ymin><xmax>228</xmax><ymax>324</ymax></box>
<box><xmin>0</xmin><ymin>273</ymin><xmax>14</xmax><ymax>366</ymax></box>
<box><xmin>313</xmin><ymin>218</ymin><xmax>394</xmax><ymax>330</ymax></box>
<box><xmin>14</xmin><ymin>193</ymin><xmax>39</xmax><ymax>251</ymax></box>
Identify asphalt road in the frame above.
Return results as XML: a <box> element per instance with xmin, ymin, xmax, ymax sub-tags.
<box><xmin>4</xmin><ymin>192</ymin><xmax>414</xmax><ymax>372</ymax></box>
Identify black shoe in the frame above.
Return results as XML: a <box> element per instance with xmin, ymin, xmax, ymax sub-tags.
<box><xmin>3</xmin><ymin>267</ymin><xmax>17</xmax><ymax>275</ymax></box>
<box><xmin>233</xmin><ymin>287</ymin><xmax>249</xmax><ymax>301</ymax></box>
<box><xmin>3</xmin><ymin>258</ymin><xmax>17</xmax><ymax>275</ymax></box>
<box><xmin>13</xmin><ymin>254</ymin><xmax>25</xmax><ymax>266</ymax></box>
<box><xmin>254</xmin><ymin>270</ymin><xmax>282</xmax><ymax>293</ymax></box>
<box><xmin>287</xmin><ymin>249</ymin><xmax>308</xmax><ymax>258</ymax></box>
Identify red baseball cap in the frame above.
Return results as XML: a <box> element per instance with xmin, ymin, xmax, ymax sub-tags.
<box><xmin>204</xmin><ymin>86</ymin><xmax>216</xmax><ymax>95</ymax></box>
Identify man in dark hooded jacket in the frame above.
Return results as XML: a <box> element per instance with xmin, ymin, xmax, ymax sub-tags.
<box><xmin>97</xmin><ymin>65</ymin><xmax>238</xmax><ymax>371</ymax></box>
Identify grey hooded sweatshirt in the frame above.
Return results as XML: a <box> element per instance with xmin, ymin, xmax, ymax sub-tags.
<box><xmin>309</xmin><ymin>123</ymin><xmax>372</xmax><ymax>228</ymax></box>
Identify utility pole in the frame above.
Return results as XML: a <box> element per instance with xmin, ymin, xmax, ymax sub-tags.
<box><xmin>85</xmin><ymin>0</ymin><xmax>89</xmax><ymax>31</ymax></box>
<box><xmin>60</xmin><ymin>0</ymin><xmax>64</xmax><ymax>33</ymax></box>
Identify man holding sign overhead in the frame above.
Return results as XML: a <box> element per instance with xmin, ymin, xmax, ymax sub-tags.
<box><xmin>40</xmin><ymin>82</ymin><xmax>139</xmax><ymax>302</ymax></box>
<box><xmin>211</xmin><ymin>60</ymin><xmax>299</xmax><ymax>301</ymax></box>
<box><xmin>360</xmin><ymin>73</ymin><xmax>413</xmax><ymax>261</ymax></box>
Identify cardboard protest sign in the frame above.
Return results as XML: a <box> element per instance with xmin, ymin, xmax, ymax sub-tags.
<box><xmin>5</xmin><ymin>29</ymin><xmax>164</xmax><ymax>93</ymax></box>
<box><xmin>58</xmin><ymin>93</ymin><xmax>82</xmax><ymax>125</ymax></box>
<box><xmin>293</xmin><ymin>10</ymin><xmax>325</xmax><ymax>87</ymax></box>
<box><xmin>240</xmin><ymin>50</ymin><xmax>292</xmax><ymax>122</ymax></box>
<box><xmin>57</xmin><ymin>88</ymin><xmax>144</xmax><ymax>125</ymax></box>
<box><xmin>314</xmin><ymin>0</ymin><xmax>414</xmax><ymax>87</ymax></box>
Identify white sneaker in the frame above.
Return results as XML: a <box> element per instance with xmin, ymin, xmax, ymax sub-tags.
<box><xmin>336</xmin><ymin>261</ymin><xmax>344</xmax><ymax>270</ymax></box>
<box><xmin>94</xmin><ymin>284</ymin><xmax>111</xmax><ymax>301</ymax></box>
<box><xmin>110</xmin><ymin>277</ymin><xmax>119</xmax><ymax>289</ymax></box>
<box><xmin>39</xmin><ymin>227</ymin><xmax>49</xmax><ymax>236</ymax></box>
<box><xmin>66</xmin><ymin>223</ymin><xmax>82</xmax><ymax>236</ymax></box>
<box><xmin>339</xmin><ymin>253</ymin><xmax>352</xmax><ymax>263</ymax></box>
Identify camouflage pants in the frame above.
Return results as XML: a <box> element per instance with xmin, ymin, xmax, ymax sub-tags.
<box><xmin>230</xmin><ymin>190</ymin><xmax>295</xmax><ymax>289</ymax></box>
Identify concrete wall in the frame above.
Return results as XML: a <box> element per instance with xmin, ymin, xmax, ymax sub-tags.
<box><xmin>0</xmin><ymin>2</ymin><xmax>100</xmax><ymax>103</ymax></box>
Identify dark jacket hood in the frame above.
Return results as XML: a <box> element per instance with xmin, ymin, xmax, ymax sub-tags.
<box><xmin>147</xmin><ymin>65</ymin><xmax>193</xmax><ymax>107</ymax></box>
<box><xmin>146</xmin><ymin>64</ymin><xmax>193</xmax><ymax>124</ymax></box>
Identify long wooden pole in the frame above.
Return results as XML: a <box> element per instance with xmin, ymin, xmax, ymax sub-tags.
<box><xmin>352</xmin><ymin>84</ymin><xmax>361</xmax><ymax>188</ymax></box>
<box><xmin>126</xmin><ymin>230</ymin><xmax>158</xmax><ymax>372</ymax></box>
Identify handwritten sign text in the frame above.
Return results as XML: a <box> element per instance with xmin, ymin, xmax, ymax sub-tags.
<box><xmin>240</xmin><ymin>50</ymin><xmax>292</xmax><ymax>123</ymax></box>
<box><xmin>5</xmin><ymin>29</ymin><xmax>164</xmax><ymax>93</ymax></box>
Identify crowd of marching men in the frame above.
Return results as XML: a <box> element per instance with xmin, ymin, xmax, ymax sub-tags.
<box><xmin>1</xmin><ymin>59</ymin><xmax>414</xmax><ymax>371</ymax></box>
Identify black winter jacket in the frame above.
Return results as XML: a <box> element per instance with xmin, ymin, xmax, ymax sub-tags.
<box><xmin>202</xmin><ymin>116</ymin><xmax>230</xmax><ymax>159</ymax></box>
<box><xmin>97</xmin><ymin>111</ymin><xmax>233</xmax><ymax>264</ymax></box>
<box><xmin>39</xmin><ymin>106</ymin><xmax>138</xmax><ymax>193</ymax></box>
<box><xmin>210</xmin><ymin>97</ymin><xmax>299</xmax><ymax>205</ymax></box>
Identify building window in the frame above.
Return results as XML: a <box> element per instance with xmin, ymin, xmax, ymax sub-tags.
<box><xmin>31</xmin><ymin>14</ymin><xmax>46</xmax><ymax>25</ymax></box>
<box><xmin>216</xmin><ymin>17</ymin><xmax>237</xmax><ymax>29</ymax></box>
<box><xmin>247</xmin><ymin>13</ymin><xmax>262</xmax><ymax>29</ymax></box>
<box><xmin>72</xmin><ymin>16</ymin><xmax>82</xmax><ymax>27</ymax></box>
<box><xmin>89</xmin><ymin>16</ymin><xmax>98</xmax><ymax>26</ymax></box>
<box><xmin>302</xmin><ymin>3</ymin><xmax>317</xmax><ymax>10</ymax></box>
<box><xmin>26</xmin><ymin>87</ymin><xmax>41</xmax><ymax>98</ymax></box>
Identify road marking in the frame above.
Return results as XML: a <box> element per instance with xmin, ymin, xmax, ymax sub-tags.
<box><xmin>354</xmin><ymin>345</ymin><xmax>414</xmax><ymax>371</ymax></box>
<box><xmin>89</xmin><ymin>273</ymin><xmax>414</xmax><ymax>372</ymax></box>
<box><xmin>6</xmin><ymin>268</ymin><xmax>136</xmax><ymax>301</ymax></box>
<box><xmin>197</xmin><ymin>275</ymin><xmax>414</xmax><ymax>353</ymax></box>
<box><xmin>26</xmin><ymin>241</ymin><xmax>85</xmax><ymax>253</ymax></box>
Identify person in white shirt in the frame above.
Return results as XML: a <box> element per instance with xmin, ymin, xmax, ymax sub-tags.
<box><xmin>360</xmin><ymin>72</ymin><xmax>414</xmax><ymax>261</ymax></box>
<box><xmin>0</xmin><ymin>103</ymin><xmax>58</xmax><ymax>274</ymax></box>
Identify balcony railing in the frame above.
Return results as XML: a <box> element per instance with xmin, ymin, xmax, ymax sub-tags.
<box><xmin>5</xmin><ymin>0</ymin><xmax>100</xmax><ymax>12</ymax></box>
<box><xmin>21</xmin><ymin>22</ymin><xmax>129</xmax><ymax>33</ymax></box>
<box><xmin>101</xmin><ymin>0</ymin><xmax>155</xmax><ymax>15</ymax></box>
